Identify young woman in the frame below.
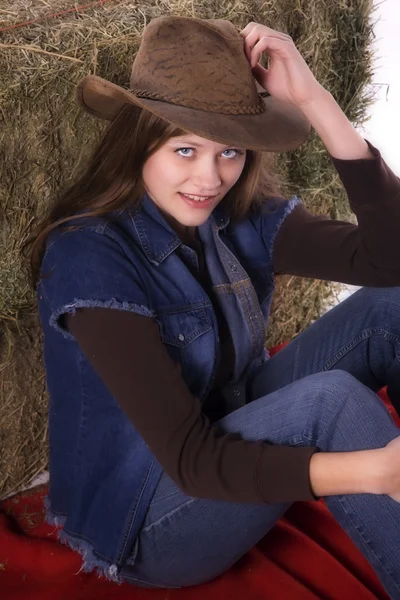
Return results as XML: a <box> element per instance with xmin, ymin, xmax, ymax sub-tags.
<box><xmin>28</xmin><ymin>15</ymin><xmax>400</xmax><ymax>597</ymax></box>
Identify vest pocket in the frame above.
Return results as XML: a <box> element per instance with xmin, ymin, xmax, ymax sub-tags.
<box><xmin>155</xmin><ymin>307</ymin><xmax>212</xmax><ymax>348</ymax></box>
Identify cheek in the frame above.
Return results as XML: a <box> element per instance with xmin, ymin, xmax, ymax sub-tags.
<box><xmin>143</xmin><ymin>156</ymin><xmax>185</xmax><ymax>188</ymax></box>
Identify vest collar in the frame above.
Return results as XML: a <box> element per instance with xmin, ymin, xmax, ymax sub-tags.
<box><xmin>129</xmin><ymin>192</ymin><xmax>230</xmax><ymax>266</ymax></box>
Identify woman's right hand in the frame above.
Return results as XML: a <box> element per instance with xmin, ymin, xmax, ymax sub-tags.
<box><xmin>380</xmin><ymin>436</ymin><xmax>400</xmax><ymax>503</ymax></box>
<box><xmin>308</xmin><ymin>440</ymin><xmax>398</xmax><ymax>500</ymax></box>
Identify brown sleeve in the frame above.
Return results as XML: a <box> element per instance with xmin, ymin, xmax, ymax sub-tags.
<box><xmin>273</xmin><ymin>139</ymin><xmax>400</xmax><ymax>285</ymax></box>
<box><xmin>66</xmin><ymin>307</ymin><xmax>317</xmax><ymax>504</ymax></box>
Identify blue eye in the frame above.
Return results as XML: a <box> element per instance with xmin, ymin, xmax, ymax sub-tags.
<box><xmin>223</xmin><ymin>149</ymin><xmax>244</xmax><ymax>158</ymax></box>
<box><xmin>176</xmin><ymin>148</ymin><xmax>193</xmax><ymax>157</ymax></box>
<box><xmin>175</xmin><ymin>147</ymin><xmax>244</xmax><ymax>158</ymax></box>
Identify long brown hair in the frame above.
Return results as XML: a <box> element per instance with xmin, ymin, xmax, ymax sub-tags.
<box><xmin>26</xmin><ymin>103</ymin><xmax>283</xmax><ymax>289</ymax></box>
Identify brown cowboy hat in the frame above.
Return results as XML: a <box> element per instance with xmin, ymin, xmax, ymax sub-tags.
<box><xmin>75</xmin><ymin>15</ymin><xmax>311</xmax><ymax>152</ymax></box>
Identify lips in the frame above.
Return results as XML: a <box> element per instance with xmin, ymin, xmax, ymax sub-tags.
<box><xmin>178</xmin><ymin>192</ymin><xmax>216</xmax><ymax>208</ymax></box>
<box><xmin>181</xmin><ymin>193</ymin><xmax>215</xmax><ymax>200</ymax></box>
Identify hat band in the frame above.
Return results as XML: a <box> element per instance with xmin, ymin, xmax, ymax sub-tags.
<box><xmin>129</xmin><ymin>88</ymin><xmax>266</xmax><ymax>115</ymax></box>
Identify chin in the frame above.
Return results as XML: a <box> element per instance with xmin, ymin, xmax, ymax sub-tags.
<box><xmin>179</xmin><ymin>213</ymin><xmax>211</xmax><ymax>226</ymax></box>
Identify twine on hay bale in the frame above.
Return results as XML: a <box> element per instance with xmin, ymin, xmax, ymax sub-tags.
<box><xmin>0</xmin><ymin>0</ymin><xmax>379</xmax><ymax>499</ymax></box>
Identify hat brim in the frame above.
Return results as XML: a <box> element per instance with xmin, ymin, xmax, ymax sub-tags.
<box><xmin>76</xmin><ymin>75</ymin><xmax>311</xmax><ymax>152</ymax></box>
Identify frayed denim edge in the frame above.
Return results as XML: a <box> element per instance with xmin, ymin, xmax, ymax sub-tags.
<box><xmin>43</xmin><ymin>494</ymin><xmax>123</xmax><ymax>584</ymax></box>
<box><xmin>49</xmin><ymin>298</ymin><xmax>154</xmax><ymax>341</ymax></box>
<box><xmin>44</xmin><ymin>494</ymin><xmax>67</xmax><ymax>527</ymax></box>
<box><xmin>267</xmin><ymin>195</ymin><xmax>302</xmax><ymax>259</ymax></box>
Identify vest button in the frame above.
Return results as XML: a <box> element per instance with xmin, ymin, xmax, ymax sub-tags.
<box><xmin>178</xmin><ymin>333</ymin><xmax>185</xmax><ymax>341</ymax></box>
<box><xmin>233</xmin><ymin>389</ymin><xmax>241</xmax><ymax>396</ymax></box>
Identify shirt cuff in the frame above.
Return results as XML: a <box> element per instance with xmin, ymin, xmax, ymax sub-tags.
<box><xmin>256</xmin><ymin>444</ymin><xmax>319</xmax><ymax>504</ymax></box>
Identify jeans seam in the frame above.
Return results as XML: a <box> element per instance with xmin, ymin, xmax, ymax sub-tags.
<box><xmin>122</xmin><ymin>571</ymin><xmax>181</xmax><ymax>589</ymax></box>
<box><xmin>300</xmin><ymin>387</ymin><xmax>320</xmax><ymax>446</ymax></box>
<box><xmin>322</xmin><ymin>328</ymin><xmax>400</xmax><ymax>371</ymax></box>
<box><xmin>300</xmin><ymin>379</ymin><xmax>348</xmax><ymax>446</ymax></box>
<box><xmin>140</xmin><ymin>496</ymin><xmax>197</xmax><ymax>535</ymax></box>
<box><xmin>336</xmin><ymin>494</ymin><xmax>400</xmax><ymax>596</ymax></box>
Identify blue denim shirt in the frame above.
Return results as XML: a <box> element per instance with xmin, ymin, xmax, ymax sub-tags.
<box><xmin>37</xmin><ymin>191</ymin><xmax>301</xmax><ymax>581</ymax></box>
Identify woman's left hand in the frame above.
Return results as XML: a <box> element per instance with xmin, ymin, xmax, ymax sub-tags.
<box><xmin>239</xmin><ymin>22</ymin><xmax>326</xmax><ymax>108</ymax></box>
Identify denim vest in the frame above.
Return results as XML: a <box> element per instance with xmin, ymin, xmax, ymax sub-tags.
<box><xmin>37</xmin><ymin>191</ymin><xmax>301</xmax><ymax>581</ymax></box>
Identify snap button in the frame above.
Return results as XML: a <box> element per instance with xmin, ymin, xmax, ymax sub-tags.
<box><xmin>178</xmin><ymin>333</ymin><xmax>185</xmax><ymax>342</ymax></box>
<box><xmin>230</xmin><ymin>264</ymin><xmax>237</xmax><ymax>272</ymax></box>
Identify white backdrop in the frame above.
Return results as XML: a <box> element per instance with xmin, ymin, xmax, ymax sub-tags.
<box><xmin>358</xmin><ymin>0</ymin><xmax>400</xmax><ymax>173</ymax></box>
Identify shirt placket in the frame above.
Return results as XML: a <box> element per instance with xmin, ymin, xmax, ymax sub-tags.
<box><xmin>198</xmin><ymin>217</ymin><xmax>266</xmax><ymax>383</ymax></box>
<box><xmin>214</xmin><ymin>227</ymin><xmax>266</xmax><ymax>366</ymax></box>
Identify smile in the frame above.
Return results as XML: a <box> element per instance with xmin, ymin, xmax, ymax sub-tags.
<box><xmin>178</xmin><ymin>192</ymin><xmax>217</xmax><ymax>208</ymax></box>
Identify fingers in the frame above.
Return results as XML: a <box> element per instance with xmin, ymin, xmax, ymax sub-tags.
<box><xmin>240</xmin><ymin>23</ymin><xmax>293</xmax><ymax>66</ymax></box>
<box><xmin>247</xmin><ymin>35</ymin><xmax>292</xmax><ymax>68</ymax></box>
<box><xmin>240</xmin><ymin>22</ymin><xmax>292</xmax><ymax>42</ymax></box>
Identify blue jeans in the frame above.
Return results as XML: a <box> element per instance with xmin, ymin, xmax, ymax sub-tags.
<box><xmin>123</xmin><ymin>287</ymin><xmax>400</xmax><ymax>599</ymax></box>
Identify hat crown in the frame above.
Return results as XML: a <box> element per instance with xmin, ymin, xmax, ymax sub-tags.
<box><xmin>75</xmin><ymin>15</ymin><xmax>311</xmax><ymax>151</ymax></box>
<box><xmin>130</xmin><ymin>16</ymin><xmax>264</xmax><ymax>115</ymax></box>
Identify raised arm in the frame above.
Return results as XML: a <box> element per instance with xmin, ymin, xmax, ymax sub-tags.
<box><xmin>273</xmin><ymin>92</ymin><xmax>400</xmax><ymax>285</ymax></box>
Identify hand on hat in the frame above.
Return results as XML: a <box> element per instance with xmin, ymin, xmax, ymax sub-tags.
<box><xmin>239</xmin><ymin>23</ymin><xmax>326</xmax><ymax>109</ymax></box>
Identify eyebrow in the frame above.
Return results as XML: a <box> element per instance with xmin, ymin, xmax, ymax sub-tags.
<box><xmin>170</xmin><ymin>138</ymin><xmax>234</xmax><ymax>148</ymax></box>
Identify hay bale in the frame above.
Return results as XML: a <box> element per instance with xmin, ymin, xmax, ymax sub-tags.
<box><xmin>0</xmin><ymin>313</ymin><xmax>47</xmax><ymax>496</ymax></box>
<box><xmin>0</xmin><ymin>0</ymin><xmax>378</xmax><ymax>498</ymax></box>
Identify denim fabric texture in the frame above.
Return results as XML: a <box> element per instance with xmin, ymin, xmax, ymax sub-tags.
<box><xmin>37</xmin><ymin>191</ymin><xmax>300</xmax><ymax>581</ymax></box>
<box><xmin>124</xmin><ymin>286</ymin><xmax>400</xmax><ymax>600</ymax></box>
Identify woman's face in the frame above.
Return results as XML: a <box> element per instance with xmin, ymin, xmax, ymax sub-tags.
<box><xmin>142</xmin><ymin>133</ymin><xmax>247</xmax><ymax>229</ymax></box>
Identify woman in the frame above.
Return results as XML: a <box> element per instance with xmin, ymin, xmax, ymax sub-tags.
<box><xmin>28</xmin><ymin>15</ymin><xmax>400</xmax><ymax>597</ymax></box>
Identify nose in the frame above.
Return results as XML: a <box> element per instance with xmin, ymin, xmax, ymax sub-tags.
<box><xmin>191</xmin><ymin>157</ymin><xmax>222</xmax><ymax>193</ymax></box>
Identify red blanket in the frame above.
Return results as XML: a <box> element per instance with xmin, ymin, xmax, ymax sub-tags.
<box><xmin>1</xmin><ymin>345</ymin><xmax>397</xmax><ymax>599</ymax></box>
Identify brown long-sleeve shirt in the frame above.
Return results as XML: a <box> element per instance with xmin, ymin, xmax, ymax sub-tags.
<box><xmin>66</xmin><ymin>139</ymin><xmax>400</xmax><ymax>505</ymax></box>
